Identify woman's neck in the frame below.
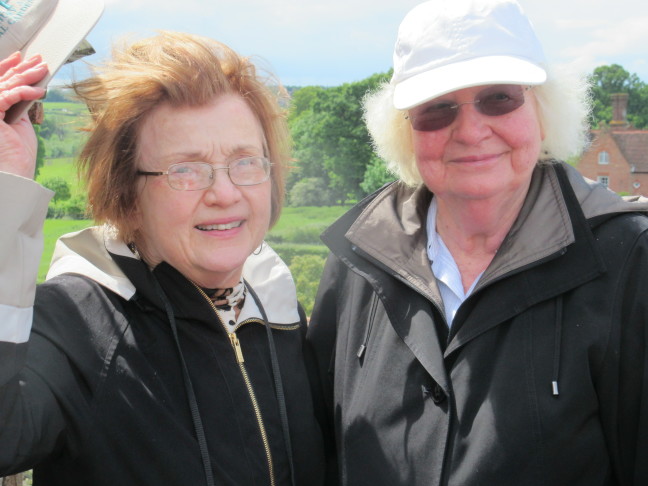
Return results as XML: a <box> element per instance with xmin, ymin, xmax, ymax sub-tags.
<box><xmin>434</xmin><ymin>187</ymin><xmax>528</xmax><ymax>292</ymax></box>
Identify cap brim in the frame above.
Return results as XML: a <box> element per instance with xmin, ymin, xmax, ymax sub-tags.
<box><xmin>393</xmin><ymin>56</ymin><xmax>547</xmax><ymax>110</ymax></box>
<box><xmin>5</xmin><ymin>0</ymin><xmax>104</xmax><ymax>123</ymax></box>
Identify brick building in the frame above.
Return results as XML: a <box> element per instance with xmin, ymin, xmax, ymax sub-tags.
<box><xmin>576</xmin><ymin>93</ymin><xmax>648</xmax><ymax>196</ymax></box>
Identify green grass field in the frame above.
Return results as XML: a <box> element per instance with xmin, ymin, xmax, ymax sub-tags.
<box><xmin>273</xmin><ymin>206</ymin><xmax>349</xmax><ymax>231</ymax></box>
<box><xmin>269</xmin><ymin>206</ymin><xmax>349</xmax><ymax>243</ymax></box>
<box><xmin>44</xmin><ymin>101</ymin><xmax>87</xmax><ymax>114</ymax></box>
<box><xmin>37</xmin><ymin>157</ymin><xmax>85</xmax><ymax>195</ymax></box>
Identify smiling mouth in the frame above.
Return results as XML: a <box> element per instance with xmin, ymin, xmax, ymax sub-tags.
<box><xmin>196</xmin><ymin>221</ymin><xmax>243</xmax><ymax>231</ymax></box>
<box><xmin>452</xmin><ymin>152</ymin><xmax>504</xmax><ymax>164</ymax></box>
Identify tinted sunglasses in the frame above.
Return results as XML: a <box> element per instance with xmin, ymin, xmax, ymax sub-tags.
<box><xmin>407</xmin><ymin>85</ymin><xmax>529</xmax><ymax>132</ymax></box>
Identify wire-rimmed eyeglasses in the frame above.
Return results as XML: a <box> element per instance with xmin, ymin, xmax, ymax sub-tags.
<box><xmin>137</xmin><ymin>156</ymin><xmax>273</xmax><ymax>191</ymax></box>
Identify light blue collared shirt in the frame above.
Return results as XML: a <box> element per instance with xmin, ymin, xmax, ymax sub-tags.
<box><xmin>426</xmin><ymin>198</ymin><xmax>482</xmax><ymax>327</ymax></box>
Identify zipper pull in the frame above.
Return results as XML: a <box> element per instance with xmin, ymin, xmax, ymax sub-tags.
<box><xmin>229</xmin><ymin>332</ymin><xmax>245</xmax><ymax>363</ymax></box>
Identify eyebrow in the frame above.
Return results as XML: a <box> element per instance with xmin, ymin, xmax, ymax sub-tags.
<box><xmin>161</xmin><ymin>144</ymin><xmax>265</xmax><ymax>162</ymax></box>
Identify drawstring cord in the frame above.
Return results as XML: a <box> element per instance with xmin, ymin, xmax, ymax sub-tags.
<box><xmin>357</xmin><ymin>294</ymin><xmax>380</xmax><ymax>360</ymax></box>
<box><xmin>552</xmin><ymin>295</ymin><xmax>563</xmax><ymax>396</ymax></box>
<box><xmin>151</xmin><ymin>271</ymin><xmax>296</xmax><ymax>486</ymax></box>
<box><xmin>151</xmin><ymin>274</ymin><xmax>216</xmax><ymax>486</ymax></box>
<box><xmin>245</xmin><ymin>280</ymin><xmax>297</xmax><ymax>486</ymax></box>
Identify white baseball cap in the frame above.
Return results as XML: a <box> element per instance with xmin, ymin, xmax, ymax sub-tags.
<box><xmin>392</xmin><ymin>0</ymin><xmax>547</xmax><ymax>110</ymax></box>
<box><xmin>0</xmin><ymin>0</ymin><xmax>104</xmax><ymax>123</ymax></box>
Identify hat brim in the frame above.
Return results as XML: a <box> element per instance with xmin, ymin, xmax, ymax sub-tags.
<box><xmin>6</xmin><ymin>0</ymin><xmax>104</xmax><ymax>123</ymax></box>
<box><xmin>393</xmin><ymin>56</ymin><xmax>547</xmax><ymax>111</ymax></box>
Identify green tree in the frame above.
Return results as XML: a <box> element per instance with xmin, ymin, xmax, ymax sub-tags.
<box><xmin>589</xmin><ymin>64</ymin><xmax>648</xmax><ymax>128</ymax></box>
<box><xmin>360</xmin><ymin>155</ymin><xmax>396</xmax><ymax>194</ymax></box>
<box><xmin>63</xmin><ymin>194</ymin><xmax>89</xmax><ymax>220</ymax></box>
<box><xmin>40</xmin><ymin>177</ymin><xmax>71</xmax><ymax>203</ymax></box>
<box><xmin>289</xmin><ymin>71</ymin><xmax>391</xmax><ymax>203</ymax></box>
<box><xmin>290</xmin><ymin>254</ymin><xmax>326</xmax><ymax>316</ymax></box>
<box><xmin>286</xmin><ymin>86</ymin><xmax>331</xmax><ymax>191</ymax></box>
<box><xmin>289</xmin><ymin>177</ymin><xmax>335</xmax><ymax>206</ymax></box>
<box><xmin>39</xmin><ymin>116</ymin><xmax>68</xmax><ymax>141</ymax></box>
<box><xmin>44</xmin><ymin>88</ymin><xmax>72</xmax><ymax>102</ymax></box>
<box><xmin>287</xmin><ymin>86</ymin><xmax>327</xmax><ymax>124</ymax></box>
<box><xmin>33</xmin><ymin>124</ymin><xmax>46</xmax><ymax>179</ymax></box>
<box><xmin>289</xmin><ymin>110</ymin><xmax>331</xmax><ymax>182</ymax></box>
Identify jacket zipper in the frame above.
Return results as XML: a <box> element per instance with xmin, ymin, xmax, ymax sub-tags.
<box><xmin>194</xmin><ymin>285</ymin><xmax>276</xmax><ymax>486</ymax></box>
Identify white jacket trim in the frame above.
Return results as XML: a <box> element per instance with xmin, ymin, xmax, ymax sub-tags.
<box><xmin>241</xmin><ymin>243</ymin><xmax>301</xmax><ymax>324</ymax></box>
<box><xmin>0</xmin><ymin>304</ymin><xmax>32</xmax><ymax>343</ymax></box>
<box><xmin>47</xmin><ymin>225</ymin><xmax>137</xmax><ymax>300</ymax></box>
<box><xmin>0</xmin><ymin>172</ymin><xmax>52</xmax><ymax>308</ymax></box>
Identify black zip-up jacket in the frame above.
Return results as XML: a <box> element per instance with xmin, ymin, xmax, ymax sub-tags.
<box><xmin>307</xmin><ymin>162</ymin><xmax>648</xmax><ymax>486</ymax></box>
<box><xmin>0</xmin><ymin>219</ymin><xmax>325</xmax><ymax>485</ymax></box>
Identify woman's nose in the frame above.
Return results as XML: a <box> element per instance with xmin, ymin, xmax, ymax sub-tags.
<box><xmin>450</xmin><ymin>103</ymin><xmax>493</xmax><ymax>144</ymax></box>
<box><xmin>203</xmin><ymin>168</ymin><xmax>242</xmax><ymax>205</ymax></box>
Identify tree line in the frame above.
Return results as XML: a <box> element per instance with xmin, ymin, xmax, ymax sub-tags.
<box><xmin>285</xmin><ymin>63</ymin><xmax>648</xmax><ymax>206</ymax></box>
<box><xmin>590</xmin><ymin>64</ymin><xmax>648</xmax><ymax>128</ymax></box>
<box><xmin>37</xmin><ymin>63</ymin><xmax>648</xmax><ymax>214</ymax></box>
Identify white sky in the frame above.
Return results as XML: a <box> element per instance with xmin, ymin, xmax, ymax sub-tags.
<box><xmin>57</xmin><ymin>0</ymin><xmax>648</xmax><ymax>87</ymax></box>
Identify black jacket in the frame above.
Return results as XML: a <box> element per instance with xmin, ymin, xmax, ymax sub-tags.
<box><xmin>0</xmin><ymin>225</ymin><xmax>325</xmax><ymax>485</ymax></box>
<box><xmin>307</xmin><ymin>162</ymin><xmax>648</xmax><ymax>486</ymax></box>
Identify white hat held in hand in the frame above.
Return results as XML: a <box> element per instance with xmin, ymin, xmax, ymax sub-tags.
<box><xmin>0</xmin><ymin>0</ymin><xmax>104</xmax><ymax>123</ymax></box>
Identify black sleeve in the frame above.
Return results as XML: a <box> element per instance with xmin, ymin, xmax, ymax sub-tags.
<box><xmin>0</xmin><ymin>275</ymin><xmax>125</xmax><ymax>476</ymax></box>
<box><xmin>596</xmin><ymin>220</ymin><xmax>648</xmax><ymax>485</ymax></box>
<box><xmin>0</xmin><ymin>283</ymin><xmax>72</xmax><ymax>474</ymax></box>
<box><xmin>305</xmin><ymin>252</ymin><xmax>343</xmax><ymax>486</ymax></box>
<box><xmin>616</xmin><ymin>229</ymin><xmax>648</xmax><ymax>486</ymax></box>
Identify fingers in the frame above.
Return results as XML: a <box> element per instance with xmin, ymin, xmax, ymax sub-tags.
<box><xmin>0</xmin><ymin>52</ymin><xmax>41</xmax><ymax>79</ymax></box>
<box><xmin>0</xmin><ymin>54</ymin><xmax>48</xmax><ymax>91</ymax></box>
<box><xmin>0</xmin><ymin>85</ymin><xmax>46</xmax><ymax>120</ymax></box>
<box><xmin>0</xmin><ymin>54</ymin><xmax>48</xmax><ymax>122</ymax></box>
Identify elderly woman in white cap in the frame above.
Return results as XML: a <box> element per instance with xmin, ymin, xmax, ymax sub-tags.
<box><xmin>306</xmin><ymin>0</ymin><xmax>648</xmax><ymax>485</ymax></box>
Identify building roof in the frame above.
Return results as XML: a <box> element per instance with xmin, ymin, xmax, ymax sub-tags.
<box><xmin>590</xmin><ymin>128</ymin><xmax>648</xmax><ymax>173</ymax></box>
<box><xmin>612</xmin><ymin>130</ymin><xmax>648</xmax><ymax>173</ymax></box>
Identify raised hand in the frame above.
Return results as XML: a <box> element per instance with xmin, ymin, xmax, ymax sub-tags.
<box><xmin>0</xmin><ymin>52</ymin><xmax>48</xmax><ymax>179</ymax></box>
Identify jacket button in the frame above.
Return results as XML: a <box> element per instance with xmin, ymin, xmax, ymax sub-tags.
<box><xmin>423</xmin><ymin>383</ymin><xmax>446</xmax><ymax>404</ymax></box>
<box><xmin>431</xmin><ymin>384</ymin><xmax>446</xmax><ymax>404</ymax></box>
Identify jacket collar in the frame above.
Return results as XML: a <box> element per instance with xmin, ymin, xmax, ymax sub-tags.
<box><xmin>327</xmin><ymin>162</ymin><xmax>648</xmax><ymax>295</ymax></box>
<box><xmin>46</xmin><ymin>226</ymin><xmax>300</xmax><ymax>325</ymax></box>
<box><xmin>46</xmin><ymin>225</ymin><xmax>137</xmax><ymax>299</ymax></box>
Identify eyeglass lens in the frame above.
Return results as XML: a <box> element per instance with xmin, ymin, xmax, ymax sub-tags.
<box><xmin>409</xmin><ymin>85</ymin><xmax>527</xmax><ymax>132</ymax></box>
<box><xmin>167</xmin><ymin>157</ymin><xmax>270</xmax><ymax>190</ymax></box>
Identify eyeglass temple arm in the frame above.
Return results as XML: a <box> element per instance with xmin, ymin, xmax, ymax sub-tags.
<box><xmin>137</xmin><ymin>170</ymin><xmax>166</xmax><ymax>176</ymax></box>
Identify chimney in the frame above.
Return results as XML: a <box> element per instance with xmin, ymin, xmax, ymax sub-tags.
<box><xmin>610</xmin><ymin>93</ymin><xmax>629</xmax><ymax>127</ymax></box>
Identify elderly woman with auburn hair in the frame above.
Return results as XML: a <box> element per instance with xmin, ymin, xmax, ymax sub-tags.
<box><xmin>0</xmin><ymin>32</ymin><xmax>325</xmax><ymax>486</ymax></box>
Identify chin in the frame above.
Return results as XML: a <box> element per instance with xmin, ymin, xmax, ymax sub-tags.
<box><xmin>203</xmin><ymin>255</ymin><xmax>249</xmax><ymax>278</ymax></box>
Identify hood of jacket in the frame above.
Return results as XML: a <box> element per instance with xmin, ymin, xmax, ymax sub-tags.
<box><xmin>322</xmin><ymin>162</ymin><xmax>648</xmax><ymax>302</ymax></box>
<box><xmin>45</xmin><ymin>225</ymin><xmax>300</xmax><ymax>325</ymax></box>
